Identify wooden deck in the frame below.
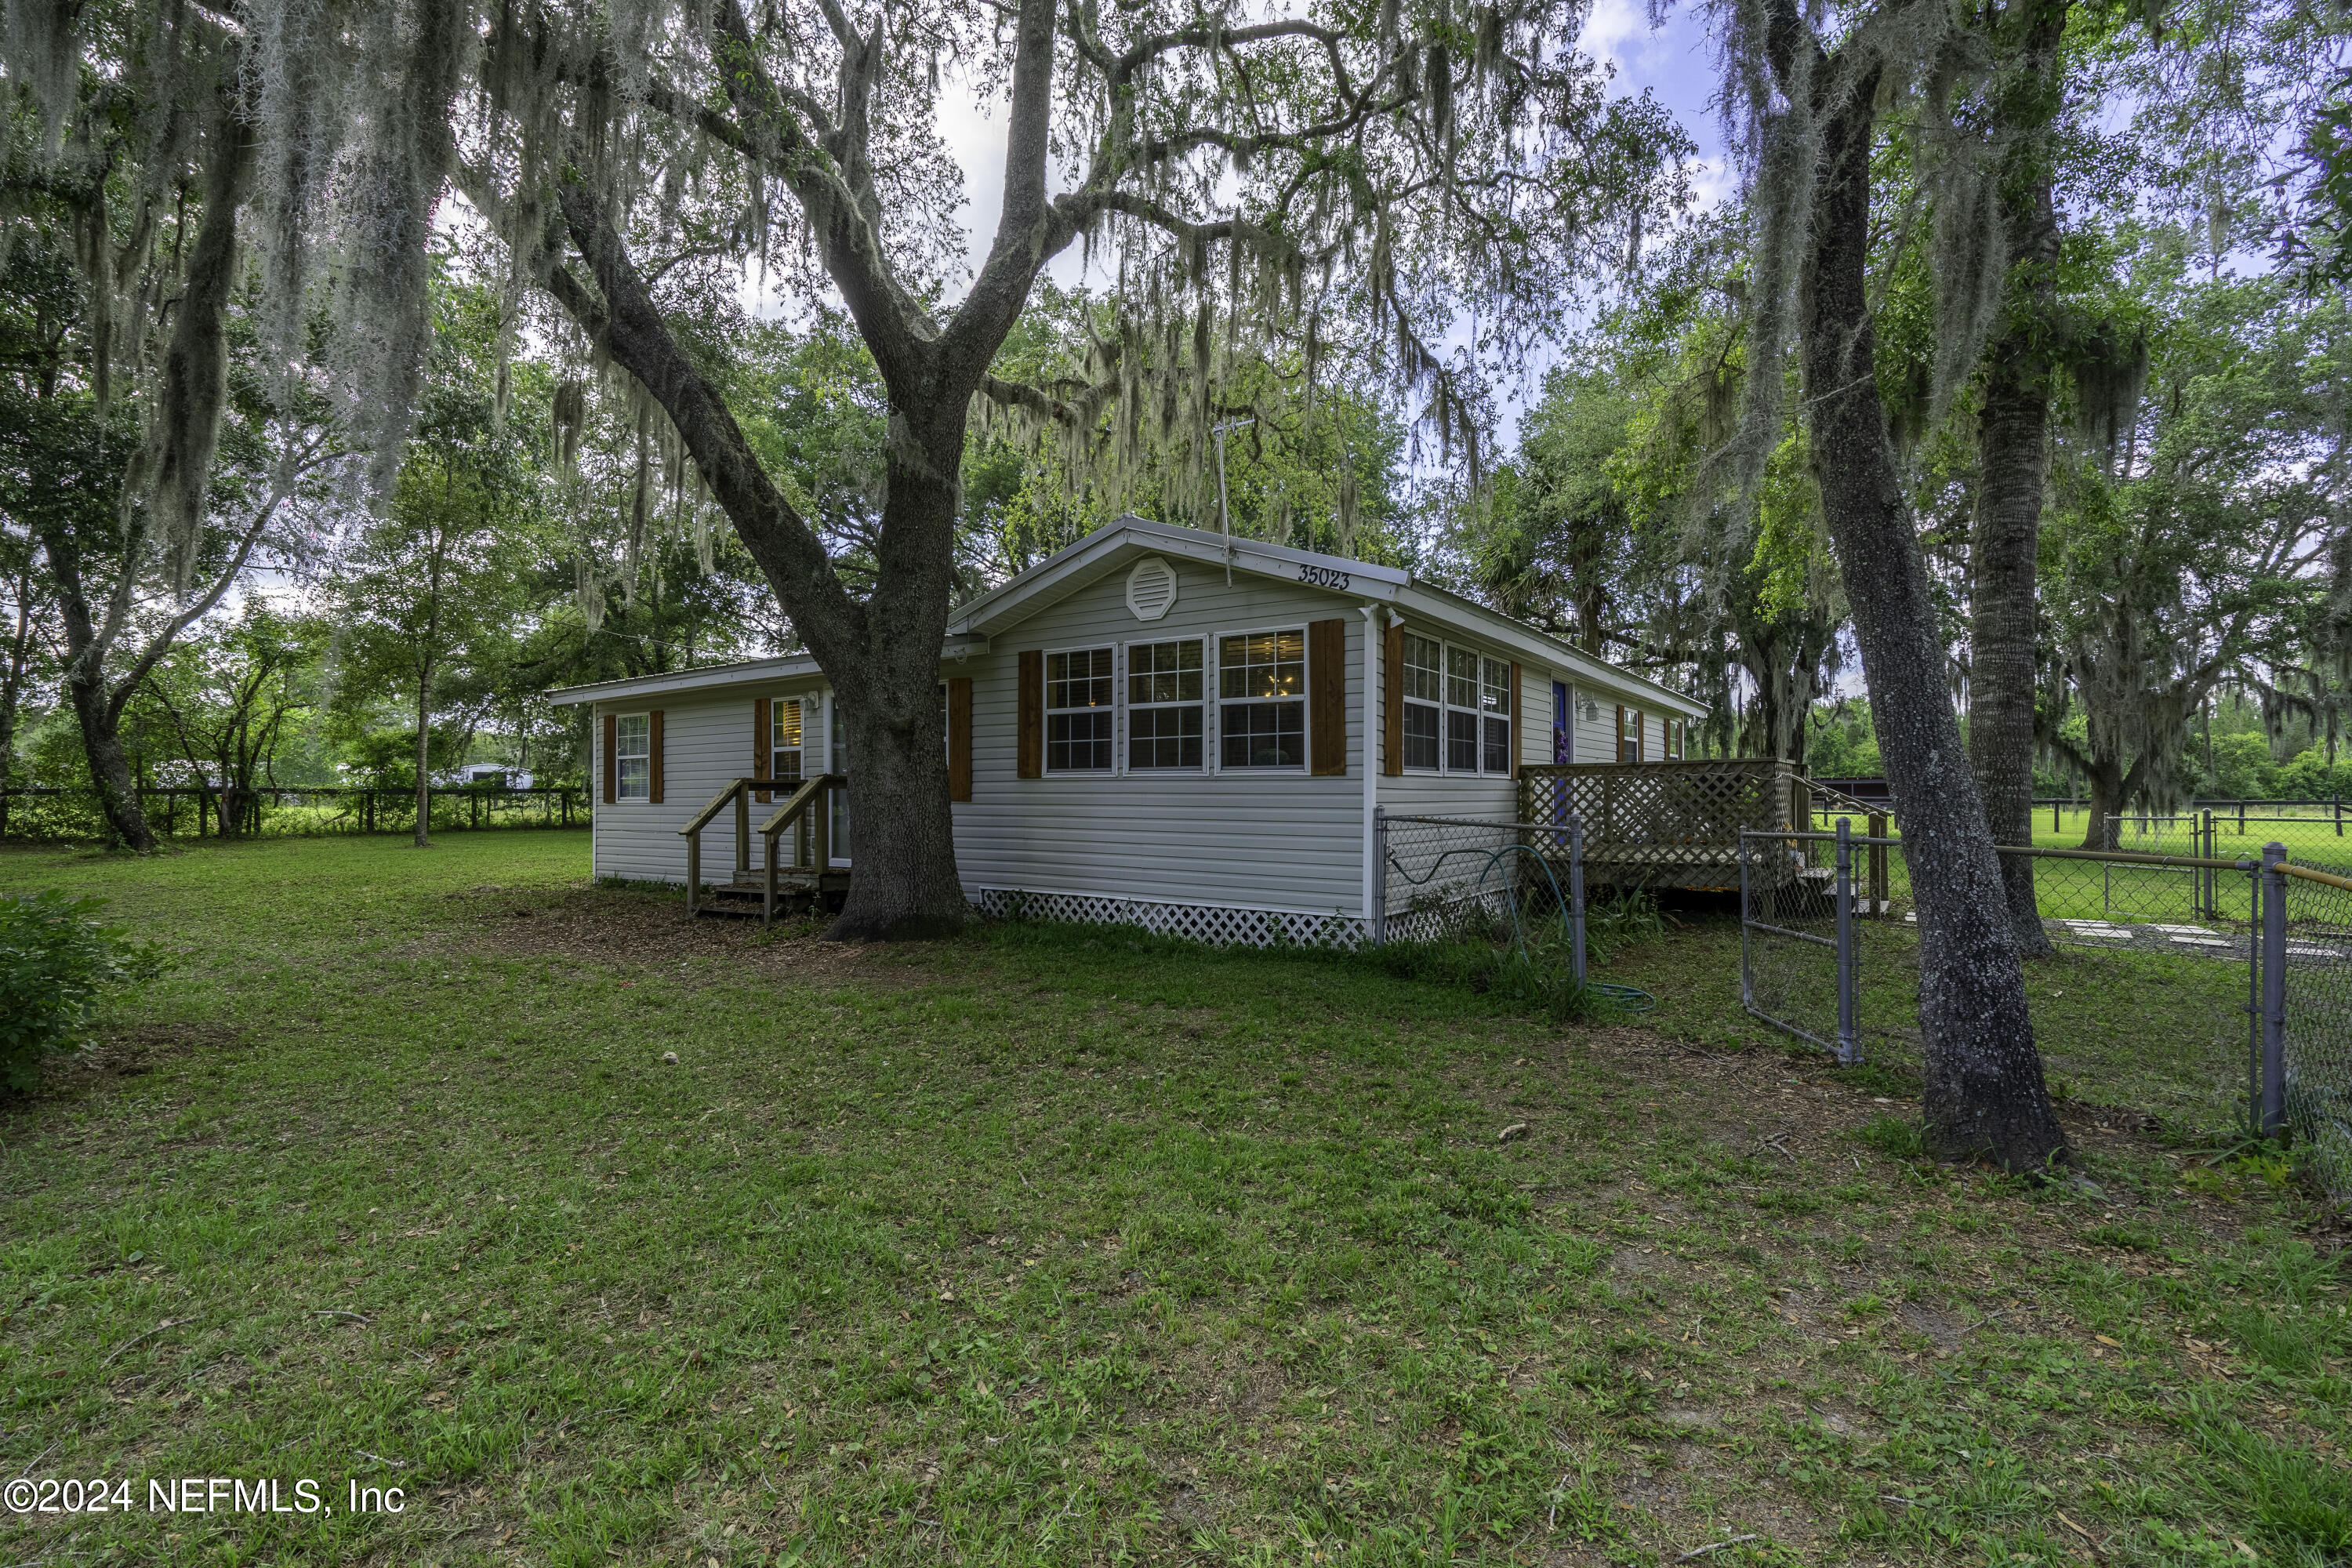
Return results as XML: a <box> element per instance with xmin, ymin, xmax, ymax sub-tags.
<box><xmin>1519</xmin><ymin>760</ymin><xmax>1872</xmax><ymax>891</ymax></box>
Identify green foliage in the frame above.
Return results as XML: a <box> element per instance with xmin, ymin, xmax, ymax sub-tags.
<box><xmin>0</xmin><ymin>891</ymin><xmax>164</xmax><ymax>1091</ymax></box>
<box><xmin>1856</xmin><ymin>1115</ymin><xmax>1929</xmax><ymax>1160</ymax></box>
<box><xmin>1807</xmin><ymin>701</ymin><xmax>1882</xmax><ymax>779</ymax></box>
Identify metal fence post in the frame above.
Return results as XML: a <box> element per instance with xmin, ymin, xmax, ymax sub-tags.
<box><xmin>1835</xmin><ymin>817</ymin><xmax>1859</xmax><ymax>1065</ymax></box>
<box><xmin>1569</xmin><ymin>815</ymin><xmax>1587</xmax><ymax>989</ymax></box>
<box><xmin>2260</xmin><ymin>841</ymin><xmax>2288</xmax><ymax>1139</ymax></box>
<box><xmin>1370</xmin><ymin>806</ymin><xmax>1388</xmax><ymax>947</ymax></box>
<box><xmin>1867</xmin><ymin>811</ymin><xmax>1888</xmax><ymax>916</ymax></box>
<box><xmin>1738</xmin><ymin>829</ymin><xmax>1752</xmax><ymax>1011</ymax></box>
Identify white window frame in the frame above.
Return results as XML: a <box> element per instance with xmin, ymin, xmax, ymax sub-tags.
<box><xmin>1043</xmin><ymin>644</ymin><xmax>1117</xmax><ymax>775</ymax></box>
<box><xmin>1216</xmin><ymin>624</ymin><xmax>1309</xmax><ymax>771</ymax></box>
<box><xmin>1664</xmin><ymin>716</ymin><xmax>1686</xmax><ymax>760</ymax></box>
<box><xmin>771</xmin><ymin>695</ymin><xmax>807</xmax><ymax>786</ymax></box>
<box><xmin>1124</xmin><ymin>635</ymin><xmax>1208</xmax><ymax>773</ymax></box>
<box><xmin>615</xmin><ymin>712</ymin><xmax>652</xmax><ymax>803</ymax></box>
<box><xmin>1400</xmin><ymin>635</ymin><xmax>1513</xmax><ymax>779</ymax></box>
<box><xmin>1478</xmin><ymin>654</ymin><xmax>1512</xmax><ymax>775</ymax></box>
<box><xmin>1400</xmin><ymin>631</ymin><xmax>1444</xmax><ymax>774</ymax></box>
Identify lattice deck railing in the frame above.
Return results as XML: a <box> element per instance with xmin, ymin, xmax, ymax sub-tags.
<box><xmin>1518</xmin><ymin>760</ymin><xmax>1812</xmax><ymax>890</ymax></box>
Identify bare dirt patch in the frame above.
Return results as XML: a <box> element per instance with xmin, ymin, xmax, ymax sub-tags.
<box><xmin>451</xmin><ymin>881</ymin><xmax>941</xmax><ymax>988</ymax></box>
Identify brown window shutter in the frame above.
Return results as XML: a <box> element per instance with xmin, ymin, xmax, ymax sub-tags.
<box><xmin>602</xmin><ymin>713</ymin><xmax>617</xmax><ymax>804</ymax></box>
<box><xmin>948</xmin><ymin>677</ymin><xmax>974</xmax><ymax>801</ymax></box>
<box><xmin>1017</xmin><ymin>650</ymin><xmax>1043</xmax><ymax>779</ymax></box>
<box><xmin>753</xmin><ymin>698</ymin><xmax>771</xmax><ymax>802</ymax></box>
<box><xmin>648</xmin><ymin>710</ymin><xmax>665</xmax><ymax>804</ymax></box>
<box><xmin>1382</xmin><ymin>622</ymin><xmax>1403</xmax><ymax>777</ymax></box>
<box><xmin>1308</xmin><ymin>618</ymin><xmax>1346</xmax><ymax>776</ymax></box>
<box><xmin>1508</xmin><ymin>661</ymin><xmax>1522</xmax><ymax>779</ymax></box>
<box><xmin>1615</xmin><ymin>703</ymin><xmax>1627</xmax><ymax>764</ymax></box>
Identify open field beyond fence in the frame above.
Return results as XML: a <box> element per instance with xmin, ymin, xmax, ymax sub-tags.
<box><xmin>0</xmin><ymin>786</ymin><xmax>590</xmax><ymax>843</ymax></box>
<box><xmin>0</xmin><ymin>836</ymin><xmax>2345</xmax><ymax>1566</ymax></box>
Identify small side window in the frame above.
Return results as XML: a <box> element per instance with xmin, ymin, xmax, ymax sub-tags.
<box><xmin>616</xmin><ymin>714</ymin><xmax>652</xmax><ymax>801</ymax></box>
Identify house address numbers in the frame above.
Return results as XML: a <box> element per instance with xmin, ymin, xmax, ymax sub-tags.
<box><xmin>1297</xmin><ymin>564</ymin><xmax>1352</xmax><ymax>590</ymax></box>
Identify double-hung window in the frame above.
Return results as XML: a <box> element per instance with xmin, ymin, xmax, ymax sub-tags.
<box><xmin>771</xmin><ymin>697</ymin><xmax>804</xmax><ymax>784</ymax></box>
<box><xmin>1400</xmin><ymin>637</ymin><xmax>1512</xmax><ymax>776</ymax></box>
<box><xmin>1430</xmin><ymin>648</ymin><xmax>1486</xmax><ymax>771</ymax></box>
<box><xmin>1128</xmin><ymin>640</ymin><xmax>1203</xmax><ymax>769</ymax></box>
<box><xmin>1402</xmin><ymin>634</ymin><xmax>1443</xmax><ymax>771</ymax></box>
<box><xmin>615</xmin><ymin>714</ymin><xmax>651</xmax><ymax>801</ymax></box>
<box><xmin>1480</xmin><ymin>657</ymin><xmax>1512</xmax><ymax>772</ymax></box>
<box><xmin>1664</xmin><ymin>717</ymin><xmax>1686</xmax><ymax>760</ymax></box>
<box><xmin>1045</xmin><ymin>648</ymin><xmax>1115</xmax><ymax>771</ymax></box>
<box><xmin>1619</xmin><ymin>706</ymin><xmax>1642</xmax><ymax>763</ymax></box>
<box><xmin>1219</xmin><ymin>630</ymin><xmax>1306</xmax><ymax>768</ymax></box>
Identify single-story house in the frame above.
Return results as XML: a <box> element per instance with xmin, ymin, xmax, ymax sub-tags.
<box><xmin>547</xmin><ymin>516</ymin><xmax>1706</xmax><ymax>942</ymax></box>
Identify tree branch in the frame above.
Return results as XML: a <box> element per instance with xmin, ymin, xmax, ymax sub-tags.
<box><xmin>546</xmin><ymin>176</ymin><xmax>869</xmax><ymax>659</ymax></box>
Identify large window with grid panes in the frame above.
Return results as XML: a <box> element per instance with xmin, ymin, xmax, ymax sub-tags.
<box><xmin>1218</xmin><ymin>629</ymin><xmax>1306</xmax><ymax>768</ymax></box>
<box><xmin>1128</xmin><ymin>638</ymin><xmax>1204</xmax><ymax>769</ymax></box>
<box><xmin>1399</xmin><ymin>633</ymin><xmax>1512</xmax><ymax>775</ymax></box>
<box><xmin>1046</xmin><ymin>648</ymin><xmax>1116</xmax><ymax>772</ymax></box>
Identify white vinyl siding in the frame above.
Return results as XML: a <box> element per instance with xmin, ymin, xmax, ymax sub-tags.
<box><xmin>957</xmin><ymin>561</ymin><xmax>1365</xmax><ymax>917</ymax></box>
<box><xmin>589</xmin><ymin>684</ymin><xmax>827</xmax><ymax>884</ymax></box>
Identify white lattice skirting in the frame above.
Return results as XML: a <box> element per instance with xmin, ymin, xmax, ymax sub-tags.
<box><xmin>1380</xmin><ymin>888</ymin><xmax>1515</xmax><ymax>945</ymax></box>
<box><xmin>969</xmin><ymin>888</ymin><xmax>1369</xmax><ymax>949</ymax></box>
<box><xmin>967</xmin><ymin>887</ymin><xmax>1529</xmax><ymax>949</ymax></box>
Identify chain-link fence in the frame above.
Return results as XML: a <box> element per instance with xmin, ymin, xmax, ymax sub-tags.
<box><xmin>1374</xmin><ymin>812</ymin><xmax>1583</xmax><ymax>959</ymax></box>
<box><xmin>2275</xmin><ymin>862</ymin><xmax>2352</xmax><ymax>1201</ymax></box>
<box><xmin>0</xmin><ymin>786</ymin><xmax>590</xmax><ymax>841</ymax></box>
<box><xmin>1745</xmin><ymin>822</ymin><xmax>2352</xmax><ymax>1204</ymax></box>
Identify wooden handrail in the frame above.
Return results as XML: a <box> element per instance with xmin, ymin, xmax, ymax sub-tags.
<box><xmin>679</xmin><ymin>777</ymin><xmax>762</xmax><ymax>837</ymax></box>
<box><xmin>757</xmin><ymin>773</ymin><xmax>841</xmax><ymax>838</ymax></box>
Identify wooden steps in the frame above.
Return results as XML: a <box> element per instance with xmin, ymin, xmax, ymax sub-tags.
<box><xmin>693</xmin><ymin>869</ymin><xmax>851</xmax><ymax>920</ymax></box>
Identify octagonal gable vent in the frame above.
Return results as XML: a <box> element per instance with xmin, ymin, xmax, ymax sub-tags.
<box><xmin>1126</xmin><ymin>555</ymin><xmax>1178</xmax><ymax>622</ymax></box>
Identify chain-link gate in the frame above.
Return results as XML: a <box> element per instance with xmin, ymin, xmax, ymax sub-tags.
<box><xmin>1739</xmin><ymin>822</ymin><xmax>2352</xmax><ymax>1205</ymax></box>
<box><xmin>1740</xmin><ymin>821</ymin><xmax>1873</xmax><ymax>1062</ymax></box>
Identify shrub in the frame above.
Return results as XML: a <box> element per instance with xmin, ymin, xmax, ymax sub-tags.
<box><xmin>0</xmin><ymin>891</ymin><xmax>166</xmax><ymax>1091</ymax></box>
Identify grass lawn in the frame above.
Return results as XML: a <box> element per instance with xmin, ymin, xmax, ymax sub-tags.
<box><xmin>2</xmin><ymin>834</ymin><xmax>2347</xmax><ymax>1567</ymax></box>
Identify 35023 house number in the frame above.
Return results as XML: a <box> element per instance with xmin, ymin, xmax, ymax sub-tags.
<box><xmin>1298</xmin><ymin>564</ymin><xmax>1352</xmax><ymax>590</ymax></box>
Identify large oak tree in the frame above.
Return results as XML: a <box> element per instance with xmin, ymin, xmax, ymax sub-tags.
<box><xmin>194</xmin><ymin>0</ymin><xmax>1687</xmax><ymax>937</ymax></box>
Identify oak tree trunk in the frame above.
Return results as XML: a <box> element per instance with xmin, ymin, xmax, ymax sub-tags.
<box><xmin>1965</xmin><ymin>0</ymin><xmax>2068</xmax><ymax>960</ymax></box>
<box><xmin>62</xmin><ymin>665</ymin><xmax>154</xmax><ymax>851</ymax></box>
<box><xmin>1971</xmin><ymin>342</ymin><xmax>2055</xmax><ymax>954</ymax></box>
<box><xmin>1799</xmin><ymin>58</ymin><xmax>2067</xmax><ymax>1171</ymax></box>
<box><xmin>2079</xmin><ymin>757</ymin><xmax>2134</xmax><ymax>850</ymax></box>
<box><xmin>822</xmin><ymin>408</ymin><xmax>971</xmax><ymax>940</ymax></box>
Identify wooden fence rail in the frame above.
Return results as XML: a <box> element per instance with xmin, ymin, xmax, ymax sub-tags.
<box><xmin>0</xmin><ymin>786</ymin><xmax>590</xmax><ymax>839</ymax></box>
